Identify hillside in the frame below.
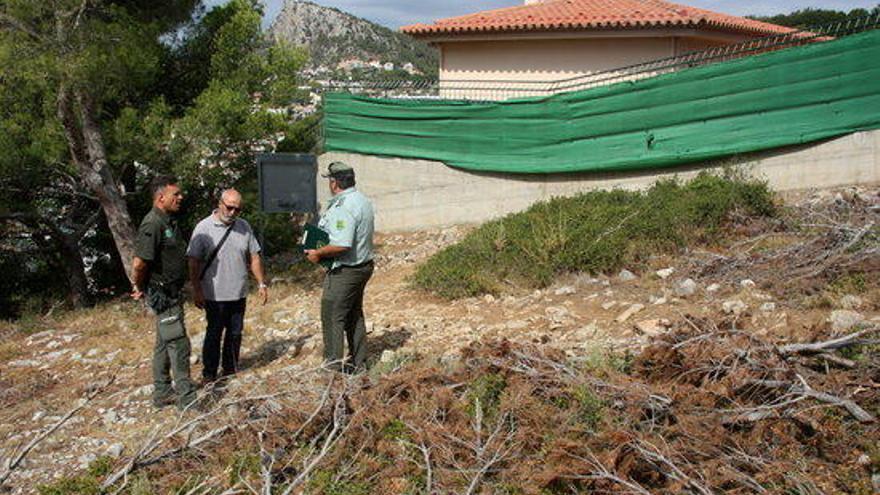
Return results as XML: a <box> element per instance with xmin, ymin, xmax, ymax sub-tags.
<box><xmin>1</xmin><ymin>186</ymin><xmax>878</xmax><ymax>493</ymax></box>
<box><xmin>269</xmin><ymin>0</ymin><xmax>438</xmax><ymax>78</ymax></box>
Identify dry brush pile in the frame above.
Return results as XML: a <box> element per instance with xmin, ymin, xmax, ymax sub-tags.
<box><xmin>31</xmin><ymin>317</ymin><xmax>878</xmax><ymax>494</ymax></box>
<box><xmin>690</xmin><ymin>188</ymin><xmax>879</xmax><ymax>300</ymax></box>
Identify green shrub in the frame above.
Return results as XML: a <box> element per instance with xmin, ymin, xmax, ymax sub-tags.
<box><xmin>572</xmin><ymin>386</ymin><xmax>605</xmax><ymax>431</ymax></box>
<box><xmin>465</xmin><ymin>373</ymin><xmax>507</xmax><ymax>420</ymax></box>
<box><xmin>37</xmin><ymin>456</ymin><xmax>114</xmax><ymax>495</ymax></box>
<box><xmin>413</xmin><ymin>171</ymin><xmax>775</xmax><ymax>298</ymax></box>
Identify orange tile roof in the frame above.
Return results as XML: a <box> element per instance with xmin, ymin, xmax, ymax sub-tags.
<box><xmin>401</xmin><ymin>0</ymin><xmax>796</xmax><ymax>38</ymax></box>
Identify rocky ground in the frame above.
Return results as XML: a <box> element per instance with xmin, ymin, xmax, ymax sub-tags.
<box><xmin>0</xmin><ymin>186</ymin><xmax>878</xmax><ymax>493</ymax></box>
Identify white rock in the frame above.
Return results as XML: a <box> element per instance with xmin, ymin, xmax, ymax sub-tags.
<box><xmin>103</xmin><ymin>410</ymin><xmax>119</xmax><ymax>425</ymax></box>
<box><xmin>86</xmin><ymin>349</ymin><xmax>100</xmax><ymax>358</ymax></box>
<box><xmin>828</xmin><ymin>310</ymin><xmax>864</xmax><ymax>332</ymax></box>
<box><xmin>601</xmin><ymin>301</ymin><xmax>617</xmax><ymax>310</ymax></box>
<box><xmin>545</xmin><ymin>306</ymin><xmax>571</xmax><ymax>325</ymax></box>
<box><xmin>27</xmin><ymin>330</ymin><xmax>55</xmax><ymax>343</ymax></box>
<box><xmin>652</xmin><ymin>297</ymin><xmax>668</xmax><ymax>306</ymax></box>
<box><xmin>656</xmin><ymin>268</ymin><xmax>675</xmax><ymax>279</ymax></box>
<box><xmin>675</xmin><ymin>279</ymin><xmax>698</xmax><ymax>297</ymax></box>
<box><xmin>505</xmin><ymin>320</ymin><xmax>529</xmax><ymax>330</ymax></box>
<box><xmin>634</xmin><ymin>319</ymin><xmax>671</xmax><ymax>337</ymax></box>
<box><xmin>32</xmin><ymin>411</ymin><xmax>45</xmax><ymax>422</ymax></box>
<box><xmin>483</xmin><ymin>294</ymin><xmax>496</xmax><ymax>303</ymax></box>
<box><xmin>722</xmin><ymin>300</ymin><xmax>748</xmax><ymax>315</ymax></box>
<box><xmin>740</xmin><ymin>279</ymin><xmax>756</xmax><ymax>289</ymax></box>
<box><xmin>706</xmin><ymin>283</ymin><xmax>721</xmax><ymax>293</ymax></box>
<box><xmin>78</xmin><ymin>453</ymin><xmax>97</xmax><ymax>469</ymax></box>
<box><xmin>130</xmin><ymin>384</ymin><xmax>152</xmax><ymax>399</ymax></box>
<box><xmin>760</xmin><ymin>302</ymin><xmax>777</xmax><ymax>312</ymax></box>
<box><xmin>618</xmin><ymin>270</ymin><xmax>637</xmax><ymax>281</ymax></box>
<box><xmin>106</xmin><ymin>443</ymin><xmax>124</xmax><ymax>459</ymax></box>
<box><xmin>839</xmin><ymin>295</ymin><xmax>863</xmax><ymax>310</ymax></box>
<box><xmin>272</xmin><ymin>310</ymin><xmax>292</xmax><ymax>322</ymax></box>
<box><xmin>379</xmin><ymin>349</ymin><xmax>396</xmax><ymax>363</ymax></box>
<box><xmin>46</xmin><ymin>340</ymin><xmax>62</xmax><ymax>349</ymax></box>
<box><xmin>9</xmin><ymin>359</ymin><xmax>39</xmax><ymax>367</ymax></box>
<box><xmin>615</xmin><ymin>304</ymin><xmax>645</xmax><ymax>323</ymax></box>
<box><xmin>554</xmin><ymin>286</ymin><xmax>576</xmax><ymax>296</ymax></box>
<box><xmin>43</xmin><ymin>350</ymin><xmax>68</xmax><ymax>361</ymax></box>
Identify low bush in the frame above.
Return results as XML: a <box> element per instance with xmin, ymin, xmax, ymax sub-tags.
<box><xmin>413</xmin><ymin>171</ymin><xmax>775</xmax><ymax>298</ymax></box>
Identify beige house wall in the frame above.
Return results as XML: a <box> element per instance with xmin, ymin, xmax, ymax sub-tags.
<box><xmin>318</xmin><ymin>130</ymin><xmax>880</xmax><ymax>232</ymax></box>
<box><xmin>437</xmin><ymin>35</ymin><xmax>744</xmax><ymax>99</ymax></box>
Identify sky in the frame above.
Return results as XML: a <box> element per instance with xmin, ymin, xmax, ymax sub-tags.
<box><xmin>205</xmin><ymin>0</ymin><xmax>880</xmax><ymax>29</ymax></box>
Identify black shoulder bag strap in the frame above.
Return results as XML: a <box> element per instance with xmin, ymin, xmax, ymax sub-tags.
<box><xmin>200</xmin><ymin>220</ymin><xmax>236</xmax><ymax>281</ymax></box>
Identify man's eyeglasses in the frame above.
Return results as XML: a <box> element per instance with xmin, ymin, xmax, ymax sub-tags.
<box><xmin>222</xmin><ymin>202</ymin><xmax>242</xmax><ymax>213</ymax></box>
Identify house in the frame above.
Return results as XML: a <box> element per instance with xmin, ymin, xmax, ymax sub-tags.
<box><xmin>401</xmin><ymin>0</ymin><xmax>796</xmax><ymax>99</ymax></box>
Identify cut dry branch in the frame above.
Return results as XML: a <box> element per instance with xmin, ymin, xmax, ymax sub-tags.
<box><xmin>777</xmin><ymin>326</ymin><xmax>879</xmax><ymax>356</ymax></box>
<box><xmin>0</xmin><ymin>375</ymin><xmax>115</xmax><ymax>485</ymax></box>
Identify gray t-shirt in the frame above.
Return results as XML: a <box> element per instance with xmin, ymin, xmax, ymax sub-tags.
<box><xmin>186</xmin><ymin>213</ymin><xmax>261</xmax><ymax>301</ymax></box>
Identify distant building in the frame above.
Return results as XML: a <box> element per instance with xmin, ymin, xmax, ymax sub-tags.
<box><xmin>401</xmin><ymin>0</ymin><xmax>796</xmax><ymax>99</ymax></box>
<box><xmin>337</xmin><ymin>58</ymin><xmax>365</xmax><ymax>71</ymax></box>
<box><xmin>383</xmin><ymin>62</ymin><xmax>395</xmax><ymax>71</ymax></box>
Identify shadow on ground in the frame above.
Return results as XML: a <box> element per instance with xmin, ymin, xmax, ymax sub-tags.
<box><xmin>239</xmin><ymin>334</ymin><xmax>311</xmax><ymax>372</ymax></box>
<box><xmin>366</xmin><ymin>327</ymin><xmax>412</xmax><ymax>369</ymax></box>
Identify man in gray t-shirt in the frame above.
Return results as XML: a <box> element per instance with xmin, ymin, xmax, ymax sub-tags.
<box><xmin>187</xmin><ymin>189</ymin><xmax>268</xmax><ymax>383</ymax></box>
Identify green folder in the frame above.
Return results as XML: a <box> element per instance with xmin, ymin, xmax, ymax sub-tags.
<box><xmin>301</xmin><ymin>223</ymin><xmax>333</xmax><ymax>269</ymax></box>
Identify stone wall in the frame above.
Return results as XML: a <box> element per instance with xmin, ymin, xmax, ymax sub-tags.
<box><xmin>317</xmin><ymin>130</ymin><xmax>880</xmax><ymax>232</ymax></box>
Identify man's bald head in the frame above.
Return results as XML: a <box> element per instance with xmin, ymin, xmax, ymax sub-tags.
<box><xmin>221</xmin><ymin>189</ymin><xmax>242</xmax><ymax>204</ymax></box>
<box><xmin>217</xmin><ymin>188</ymin><xmax>243</xmax><ymax>224</ymax></box>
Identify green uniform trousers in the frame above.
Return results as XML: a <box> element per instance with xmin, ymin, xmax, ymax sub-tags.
<box><xmin>152</xmin><ymin>302</ymin><xmax>197</xmax><ymax>409</ymax></box>
<box><xmin>321</xmin><ymin>261</ymin><xmax>374</xmax><ymax>373</ymax></box>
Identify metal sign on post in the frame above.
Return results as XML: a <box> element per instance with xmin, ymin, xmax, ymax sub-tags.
<box><xmin>256</xmin><ymin>153</ymin><xmax>317</xmax><ymax>213</ymax></box>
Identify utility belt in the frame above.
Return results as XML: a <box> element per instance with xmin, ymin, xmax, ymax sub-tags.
<box><xmin>329</xmin><ymin>259</ymin><xmax>374</xmax><ymax>274</ymax></box>
<box><xmin>146</xmin><ymin>281</ymin><xmax>183</xmax><ymax>314</ymax></box>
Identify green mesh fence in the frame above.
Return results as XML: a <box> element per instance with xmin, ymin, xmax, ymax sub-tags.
<box><xmin>324</xmin><ymin>28</ymin><xmax>880</xmax><ymax>174</ymax></box>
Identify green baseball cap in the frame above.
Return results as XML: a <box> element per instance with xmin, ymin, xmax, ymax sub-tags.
<box><xmin>321</xmin><ymin>161</ymin><xmax>354</xmax><ymax>177</ymax></box>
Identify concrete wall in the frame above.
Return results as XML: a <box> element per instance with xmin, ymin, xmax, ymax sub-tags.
<box><xmin>318</xmin><ymin>130</ymin><xmax>880</xmax><ymax>232</ymax></box>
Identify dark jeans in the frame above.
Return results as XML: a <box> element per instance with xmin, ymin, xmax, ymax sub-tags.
<box><xmin>203</xmin><ymin>298</ymin><xmax>246</xmax><ymax>380</ymax></box>
<box><xmin>321</xmin><ymin>261</ymin><xmax>374</xmax><ymax>373</ymax></box>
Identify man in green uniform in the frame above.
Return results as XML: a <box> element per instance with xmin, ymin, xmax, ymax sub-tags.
<box><xmin>131</xmin><ymin>175</ymin><xmax>198</xmax><ymax>410</ymax></box>
<box><xmin>305</xmin><ymin>162</ymin><xmax>375</xmax><ymax>373</ymax></box>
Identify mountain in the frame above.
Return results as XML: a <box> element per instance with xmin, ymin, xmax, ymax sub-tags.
<box><xmin>269</xmin><ymin>0</ymin><xmax>438</xmax><ymax>78</ymax></box>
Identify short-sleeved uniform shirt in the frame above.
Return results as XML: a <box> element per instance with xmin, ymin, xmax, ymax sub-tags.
<box><xmin>135</xmin><ymin>207</ymin><xmax>187</xmax><ymax>290</ymax></box>
<box><xmin>186</xmin><ymin>213</ymin><xmax>261</xmax><ymax>301</ymax></box>
<box><xmin>318</xmin><ymin>187</ymin><xmax>374</xmax><ymax>270</ymax></box>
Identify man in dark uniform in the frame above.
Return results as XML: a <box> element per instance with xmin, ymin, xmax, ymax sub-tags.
<box><xmin>131</xmin><ymin>175</ymin><xmax>198</xmax><ymax>410</ymax></box>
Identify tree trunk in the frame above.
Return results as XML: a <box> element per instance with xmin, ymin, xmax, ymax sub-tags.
<box><xmin>57</xmin><ymin>231</ymin><xmax>92</xmax><ymax>308</ymax></box>
<box><xmin>36</xmin><ymin>228</ymin><xmax>92</xmax><ymax>309</ymax></box>
<box><xmin>57</xmin><ymin>86</ymin><xmax>137</xmax><ymax>281</ymax></box>
<box><xmin>5</xmin><ymin>213</ymin><xmax>93</xmax><ymax>309</ymax></box>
